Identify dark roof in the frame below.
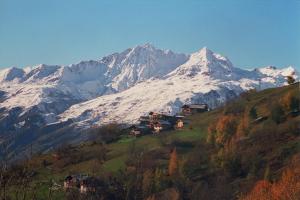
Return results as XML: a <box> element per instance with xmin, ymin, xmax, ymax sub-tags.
<box><xmin>189</xmin><ymin>104</ymin><xmax>208</xmax><ymax>109</ymax></box>
<box><xmin>182</xmin><ymin>104</ymin><xmax>208</xmax><ymax>109</ymax></box>
<box><xmin>81</xmin><ymin>177</ymin><xmax>104</xmax><ymax>187</ymax></box>
<box><xmin>157</xmin><ymin>120</ymin><xmax>172</xmax><ymax>125</ymax></box>
<box><xmin>65</xmin><ymin>176</ymin><xmax>73</xmax><ymax>181</ymax></box>
<box><xmin>135</xmin><ymin>125</ymin><xmax>149</xmax><ymax>129</ymax></box>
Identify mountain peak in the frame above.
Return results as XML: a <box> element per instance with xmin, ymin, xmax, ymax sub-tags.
<box><xmin>133</xmin><ymin>43</ymin><xmax>157</xmax><ymax>51</ymax></box>
<box><xmin>196</xmin><ymin>47</ymin><xmax>214</xmax><ymax>61</ymax></box>
<box><xmin>142</xmin><ymin>43</ymin><xmax>155</xmax><ymax>48</ymax></box>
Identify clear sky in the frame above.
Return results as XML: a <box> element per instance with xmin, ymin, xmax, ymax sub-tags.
<box><xmin>0</xmin><ymin>0</ymin><xmax>299</xmax><ymax>70</ymax></box>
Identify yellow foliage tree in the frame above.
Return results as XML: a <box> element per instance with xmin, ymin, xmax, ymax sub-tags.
<box><xmin>215</xmin><ymin>115</ymin><xmax>237</xmax><ymax>145</ymax></box>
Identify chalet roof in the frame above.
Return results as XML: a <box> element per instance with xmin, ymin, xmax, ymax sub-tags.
<box><xmin>81</xmin><ymin>177</ymin><xmax>103</xmax><ymax>187</ymax></box>
<box><xmin>65</xmin><ymin>176</ymin><xmax>73</xmax><ymax>181</ymax></box>
<box><xmin>65</xmin><ymin>174</ymin><xmax>89</xmax><ymax>181</ymax></box>
<box><xmin>185</xmin><ymin>104</ymin><xmax>208</xmax><ymax>109</ymax></box>
<box><xmin>160</xmin><ymin>114</ymin><xmax>175</xmax><ymax>118</ymax></box>
<box><xmin>135</xmin><ymin>125</ymin><xmax>149</xmax><ymax>129</ymax></box>
<box><xmin>140</xmin><ymin>116</ymin><xmax>150</xmax><ymax>120</ymax></box>
<box><xmin>157</xmin><ymin>120</ymin><xmax>172</xmax><ymax>125</ymax></box>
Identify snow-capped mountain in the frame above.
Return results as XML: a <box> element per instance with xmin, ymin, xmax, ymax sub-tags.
<box><xmin>0</xmin><ymin>44</ymin><xmax>298</xmax><ymax>159</ymax></box>
<box><xmin>58</xmin><ymin>47</ymin><xmax>298</xmax><ymax>127</ymax></box>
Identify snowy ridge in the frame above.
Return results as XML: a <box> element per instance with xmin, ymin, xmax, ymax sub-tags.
<box><xmin>0</xmin><ymin>45</ymin><xmax>298</xmax><ymax>129</ymax></box>
<box><xmin>57</xmin><ymin>47</ymin><xmax>298</xmax><ymax>127</ymax></box>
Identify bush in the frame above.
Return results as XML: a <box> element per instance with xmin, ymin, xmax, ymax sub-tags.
<box><xmin>249</xmin><ymin>107</ymin><xmax>258</xmax><ymax>119</ymax></box>
<box><xmin>270</xmin><ymin>104</ymin><xmax>285</xmax><ymax>124</ymax></box>
<box><xmin>223</xmin><ymin>154</ymin><xmax>244</xmax><ymax>178</ymax></box>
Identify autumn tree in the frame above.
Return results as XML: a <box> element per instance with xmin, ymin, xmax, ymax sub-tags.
<box><xmin>168</xmin><ymin>148</ymin><xmax>178</xmax><ymax>176</ymax></box>
<box><xmin>287</xmin><ymin>76</ymin><xmax>295</xmax><ymax>85</ymax></box>
<box><xmin>281</xmin><ymin>91</ymin><xmax>300</xmax><ymax>111</ymax></box>
<box><xmin>206</xmin><ymin>123</ymin><xmax>216</xmax><ymax>145</ymax></box>
<box><xmin>236</xmin><ymin>116</ymin><xmax>248</xmax><ymax>139</ymax></box>
<box><xmin>241</xmin><ymin>180</ymin><xmax>273</xmax><ymax>200</ymax></box>
<box><xmin>215</xmin><ymin>115</ymin><xmax>238</xmax><ymax>145</ymax></box>
<box><xmin>241</xmin><ymin>154</ymin><xmax>300</xmax><ymax>200</ymax></box>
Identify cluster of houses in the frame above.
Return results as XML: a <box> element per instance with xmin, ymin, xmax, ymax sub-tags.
<box><xmin>64</xmin><ymin>174</ymin><xmax>103</xmax><ymax>193</ymax></box>
<box><xmin>130</xmin><ymin>103</ymin><xmax>209</xmax><ymax>137</ymax></box>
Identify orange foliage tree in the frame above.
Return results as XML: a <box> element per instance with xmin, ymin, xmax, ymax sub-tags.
<box><xmin>215</xmin><ymin>115</ymin><xmax>238</xmax><ymax>145</ymax></box>
<box><xmin>241</xmin><ymin>154</ymin><xmax>300</xmax><ymax>200</ymax></box>
<box><xmin>207</xmin><ymin>123</ymin><xmax>216</xmax><ymax>145</ymax></box>
<box><xmin>235</xmin><ymin>107</ymin><xmax>252</xmax><ymax>139</ymax></box>
<box><xmin>281</xmin><ymin>91</ymin><xmax>300</xmax><ymax>111</ymax></box>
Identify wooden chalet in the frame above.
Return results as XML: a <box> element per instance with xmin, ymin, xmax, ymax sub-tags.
<box><xmin>149</xmin><ymin>112</ymin><xmax>160</xmax><ymax>121</ymax></box>
<box><xmin>153</xmin><ymin>120</ymin><xmax>172</xmax><ymax>133</ymax></box>
<box><xmin>181</xmin><ymin>104</ymin><xmax>208</xmax><ymax>115</ymax></box>
<box><xmin>130</xmin><ymin>125</ymin><xmax>152</xmax><ymax>136</ymax></box>
<box><xmin>176</xmin><ymin>119</ymin><xmax>184</xmax><ymax>129</ymax></box>
<box><xmin>64</xmin><ymin>175</ymin><xmax>79</xmax><ymax>189</ymax></box>
<box><xmin>63</xmin><ymin>174</ymin><xmax>89</xmax><ymax>190</ymax></box>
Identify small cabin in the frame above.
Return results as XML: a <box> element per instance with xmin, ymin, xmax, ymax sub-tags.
<box><xmin>176</xmin><ymin>119</ymin><xmax>184</xmax><ymax>129</ymax></box>
<box><xmin>64</xmin><ymin>176</ymin><xmax>79</xmax><ymax>189</ymax></box>
<box><xmin>160</xmin><ymin>114</ymin><xmax>177</xmax><ymax>125</ymax></box>
<box><xmin>181</xmin><ymin>104</ymin><xmax>208</xmax><ymax>115</ymax></box>
<box><xmin>130</xmin><ymin>125</ymin><xmax>151</xmax><ymax>136</ymax></box>
<box><xmin>153</xmin><ymin>120</ymin><xmax>172</xmax><ymax>133</ymax></box>
<box><xmin>149</xmin><ymin>112</ymin><xmax>160</xmax><ymax>121</ymax></box>
<box><xmin>64</xmin><ymin>174</ymin><xmax>89</xmax><ymax>190</ymax></box>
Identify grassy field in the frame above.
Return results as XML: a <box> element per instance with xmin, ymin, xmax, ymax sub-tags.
<box><xmin>4</xmin><ymin>83</ymin><xmax>300</xmax><ymax>199</ymax></box>
<box><xmin>17</xmin><ymin>119</ymin><xmax>207</xmax><ymax>199</ymax></box>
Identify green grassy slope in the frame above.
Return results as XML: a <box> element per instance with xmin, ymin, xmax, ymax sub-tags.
<box><xmin>2</xmin><ymin>83</ymin><xmax>299</xmax><ymax>200</ymax></box>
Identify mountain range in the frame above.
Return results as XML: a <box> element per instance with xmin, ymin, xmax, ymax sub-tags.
<box><xmin>0</xmin><ymin>44</ymin><xmax>298</xmax><ymax>159</ymax></box>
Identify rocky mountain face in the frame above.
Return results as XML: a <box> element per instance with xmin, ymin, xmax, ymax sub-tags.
<box><xmin>0</xmin><ymin>44</ymin><xmax>297</xmax><ymax>160</ymax></box>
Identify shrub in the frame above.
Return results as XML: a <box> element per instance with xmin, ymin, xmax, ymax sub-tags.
<box><xmin>223</xmin><ymin>154</ymin><xmax>244</xmax><ymax>178</ymax></box>
<box><xmin>249</xmin><ymin>107</ymin><xmax>258</xmax><ymax>119</ymax></box>
<box><xmin>270</xmin><ymin>104</ymin><xmax>285</xmax><ymax>124</ymax></box>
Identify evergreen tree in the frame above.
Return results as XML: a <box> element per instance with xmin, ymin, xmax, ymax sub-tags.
<box><xmin>271</xmin><ymin>104</ymin><xmax>284</xmax><ymax>124</ymax></box>
<box><xmin>249</xmin><ymin>107</ymin><xmax>258</xmax><ymax>119</ymax></box>
<box><xmin>287</xmin><ymin>76</ymin><xmax>295</xmax><ymax>85</ymax></box>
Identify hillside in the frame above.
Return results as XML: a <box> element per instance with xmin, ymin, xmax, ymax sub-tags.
<box><xmin>0</xmin><ymin>44</ymin><xmax>298</xmax><ymax>161</ymax></box>
<box><xmin>0</xmin><ymin>83</ymin><xmax>299</xmax><ymax>200</ymax></box>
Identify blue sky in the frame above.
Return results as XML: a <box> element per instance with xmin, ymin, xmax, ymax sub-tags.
<box><xmin>0</xmin><ymin>0</ymin><xmax>299</xmax><ymax>70</ymax></box>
